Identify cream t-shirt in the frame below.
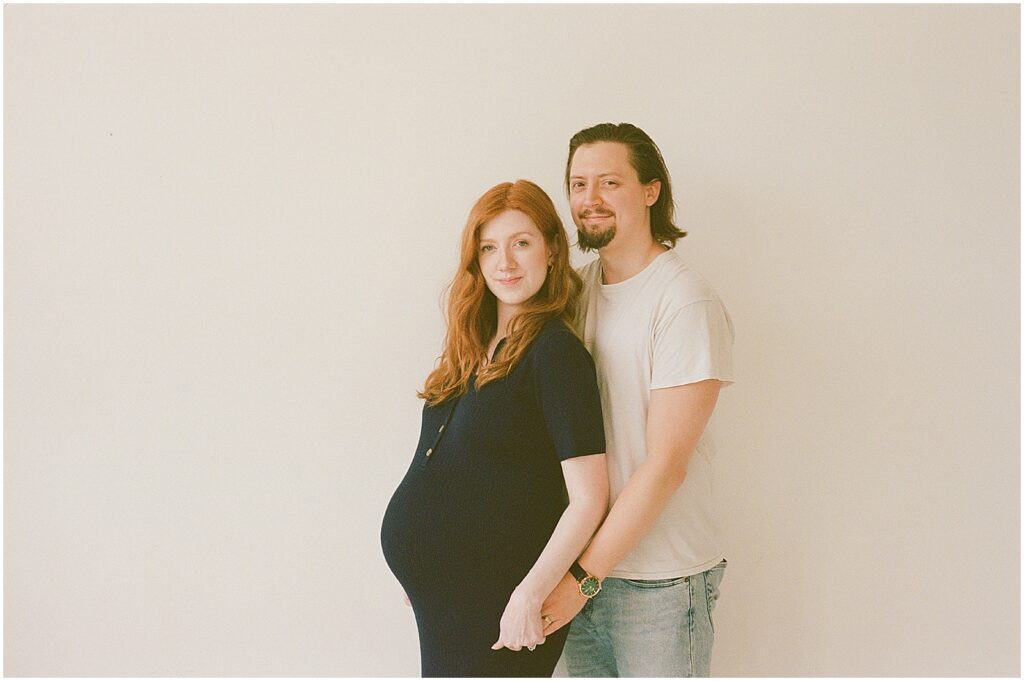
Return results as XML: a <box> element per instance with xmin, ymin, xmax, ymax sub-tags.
<box><xmin>577</xmin><ymin>249</ymin><xmax>735</xmax><ymax>579</ymax></box>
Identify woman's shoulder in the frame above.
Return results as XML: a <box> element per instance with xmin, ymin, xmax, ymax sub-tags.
<box><xmin>529</xmin><ymin>318</ymin><xmax>591</xmax><ymax>362</ymax></box>
<box><xmin>536</xmin><ymin>317</ymin><xmax>581</xmax><ymax>342</ymax></box>
<box><xmin>524</xmin><ymin>318</ymin><xmax>600</xmax><ymax>400</ymax></box>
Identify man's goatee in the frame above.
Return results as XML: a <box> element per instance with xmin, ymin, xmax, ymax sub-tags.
<box><xmin>577</xmin><ymin>226</ymin><xmax>617</xmax><ymax>252</ymax></box>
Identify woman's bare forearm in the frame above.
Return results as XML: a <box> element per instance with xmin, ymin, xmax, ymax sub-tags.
<box><xmin>515</xmin><ymin>497</ymin><xmax>605</xmax><ymax>603</ymax></box>
<box><xmin>514</xmin><ymin>455</ymin><xmax>608</xmax><ymax>603</ymax></box>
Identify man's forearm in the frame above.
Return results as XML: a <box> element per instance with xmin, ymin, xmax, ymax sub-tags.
<box><xmin>579</xmin><ymin>380</ymin><xmax>721</xmax><ymax>581</ymax></box>
<box><xmin>577</xmin><ymin>457</ymin><xmax>686</xmax><ymax>580</ymax></box>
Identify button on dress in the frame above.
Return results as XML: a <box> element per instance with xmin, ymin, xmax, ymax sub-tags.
<box><xmin>381</xmin><ymin>319</ymin><xmax>605</xmax><ymax>677</ymax></box>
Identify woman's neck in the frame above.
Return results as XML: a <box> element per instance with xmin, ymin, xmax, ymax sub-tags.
<box><xmin>495</xmin><ymin>304</ymin><xmax>516</xmax><ymax>342</ymax></box>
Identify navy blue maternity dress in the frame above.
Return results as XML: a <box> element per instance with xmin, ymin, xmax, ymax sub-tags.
<box><xmin>380</xmin><ymin>319</ymin><xmax>605</xmax><ymax>677</ymax></box>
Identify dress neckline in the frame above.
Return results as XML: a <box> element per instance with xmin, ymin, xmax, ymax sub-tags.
<box><xmin>487</xmin><ymin>336</ymin><xmax>508</xmax><ymax>364</ymax></box>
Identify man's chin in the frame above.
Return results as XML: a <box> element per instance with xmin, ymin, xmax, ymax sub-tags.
<box><xmin>577</xmin><ymin>226</ymin><xmax>616</xmax><ymax>252</ymax></box>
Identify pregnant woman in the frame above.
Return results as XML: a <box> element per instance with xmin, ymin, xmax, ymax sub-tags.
<box><xmin>381</xmin><ymin>179</ymin><xmax>608</xmax><ymax>677</ymax></box>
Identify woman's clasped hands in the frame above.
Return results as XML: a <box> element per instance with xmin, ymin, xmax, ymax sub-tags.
<box><xmin>491</xmin><ymin>586</ymin><xmax>548</xmax><ymax>652</ymax></box>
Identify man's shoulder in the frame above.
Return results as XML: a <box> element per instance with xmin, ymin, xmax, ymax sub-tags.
<box><xmin>574</xmin><ymin>250</ymin><xmax>725</xmax><ymax>308</ymax></box>
<box><xmin>651</xmin><ymin>250</ymin><xmax>723</xmax><ymax>308</ymax></box>
<box><xmin>575</xmin><ymin>257</ymin><xmax>602</xmax><ymax>284</ymax></box>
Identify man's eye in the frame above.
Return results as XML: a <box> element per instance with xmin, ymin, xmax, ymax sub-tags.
<box><xmin>571</xmin><ymin>182</ymin><xmax>585</xmax><ymax>191</ymax></box>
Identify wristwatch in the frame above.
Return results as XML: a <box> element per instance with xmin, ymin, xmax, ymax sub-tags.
<box><xmin>569</xmin><ymin>560</ymin><xmax>602</xmax><ymax>598</ymax></box>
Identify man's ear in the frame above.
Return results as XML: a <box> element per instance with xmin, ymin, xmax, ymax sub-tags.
<box><xmin>645</xmin><ymin>180</ymin><xmax>662</xmax><ymax>207</ymax></box>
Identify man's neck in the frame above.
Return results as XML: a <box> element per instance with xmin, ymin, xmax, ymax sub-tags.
<box><xmin>599</xmin><ymin>239</ymin><xmax>668</xmax><ymax>285</ymax></box>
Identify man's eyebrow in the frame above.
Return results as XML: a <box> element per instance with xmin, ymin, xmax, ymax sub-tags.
<box><xmin>569</xmin><ymin>172</ymin><xmax>623</xmax><ymax>179</ymax></box>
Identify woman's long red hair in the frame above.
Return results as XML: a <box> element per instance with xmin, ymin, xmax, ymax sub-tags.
<box><xmin>419</xmin><ymin>180</ymin><xmax>581</xmax><ymax>405</ymax></box>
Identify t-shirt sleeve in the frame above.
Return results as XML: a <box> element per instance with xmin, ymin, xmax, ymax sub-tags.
<box><xmin>531</xmin><ymin>329</ymin><xmax>606</xmax><ymax>462</ymax></box>
<box><xmin>651</xmin><ymin>299</ymin><xmax>735</xmax><ymax>390</ymax></box>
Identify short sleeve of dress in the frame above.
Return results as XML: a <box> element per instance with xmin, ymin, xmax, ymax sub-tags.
<box><xmin>651</xmin><ymin>299</ymin><xmax>735</xmax><ymax>390</ymax></box>
<box><xmin>530</xmin><ymin>325</ymin><xmax>606</xmax><ymax>462</ymax></box>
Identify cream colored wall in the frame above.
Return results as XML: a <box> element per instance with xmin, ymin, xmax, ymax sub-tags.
<box><xmin>5</xmin><ymin>4</ymin><xmax>1018</xmax><ymax>676</ymax></box>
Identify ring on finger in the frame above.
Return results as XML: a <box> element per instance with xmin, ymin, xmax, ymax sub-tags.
<box><xmin>542</xmin><ymin>615</ymin><xmax>553</xmax><ymax>626</ymax></box>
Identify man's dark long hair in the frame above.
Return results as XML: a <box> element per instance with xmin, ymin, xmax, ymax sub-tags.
<box><xmin>565</xmin><ymin>122</ymin><xmax>686</xmax><ymax>247</ymax></box>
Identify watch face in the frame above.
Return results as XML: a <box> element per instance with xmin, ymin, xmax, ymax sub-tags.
<box><xmin>580</xmin><ymin>576</ymin><xmax>601</xmax><ymax>598</ymax></box>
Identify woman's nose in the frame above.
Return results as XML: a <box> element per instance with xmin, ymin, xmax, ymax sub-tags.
<box><xmin>497</xmin><ymin>248</ymin><xmax>516</xmax><ymax>270</ymax></box>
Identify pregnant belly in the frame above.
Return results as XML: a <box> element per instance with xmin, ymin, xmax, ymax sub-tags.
<box><xmin>380</xmin><ymin>472</ymin><xmax>558</xmax><ymax>599</ymax></box>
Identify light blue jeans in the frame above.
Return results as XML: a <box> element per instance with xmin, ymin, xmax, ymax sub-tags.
<box><xmin>563</xmin><ymin>559</ymin><xmax>726</xmax><ymax>677</ymax></box>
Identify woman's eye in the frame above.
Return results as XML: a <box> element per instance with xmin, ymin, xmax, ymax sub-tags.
<box><xmin>480</xmin><ymin>245</ymin><xmax>495</xmax><ymax>253</ymax></box>
<box><xmin>515</xmin><ymin>240</ymin><xmax>529</xmax><ymax>247</ymax></box>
